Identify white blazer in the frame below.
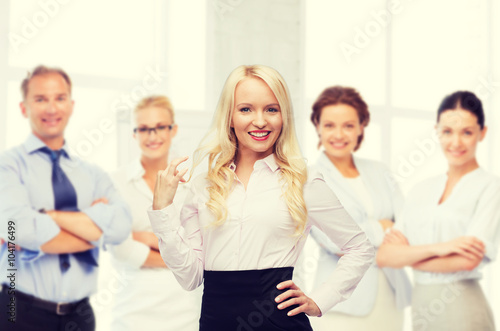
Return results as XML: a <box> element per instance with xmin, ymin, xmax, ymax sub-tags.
<box><xmin>311</xmin><ymin>152</ymin><xmax>411</xmax><ymax>316</ymax></box>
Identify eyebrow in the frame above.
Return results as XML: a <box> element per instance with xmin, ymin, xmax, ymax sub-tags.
<box><xmin>236</xmin><ymin>103</ymin><xmax>280</xmax><ymax>108</ymax></box>
<box><xmin>440</xmin><ymin>125</ymin><xmax>476</xmax><ymax>130</ymax></box>
<box><xmin>322</xmin><ymin>119</ymin><xmax>357</xmax><ymax>123</ymax></box>
<box><xmin>32</xmin><ymin>93</ymin><xmax>69</xmax><ymax>98</ymax></box>
<box><xmin>137</xmin><ymin>122</ymin><xmax>170</xmax><ymax>127</ymax></box>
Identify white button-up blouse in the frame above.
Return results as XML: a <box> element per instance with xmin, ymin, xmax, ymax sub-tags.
<box><xmin>148</xmin><ymin>154</ymin><xmax>375</xmax><ymax>314</ymax></box>
<box><xmin>395</xmin><ymin>168</ymin><xmax>500</xmax><ymax>284</ymax></box>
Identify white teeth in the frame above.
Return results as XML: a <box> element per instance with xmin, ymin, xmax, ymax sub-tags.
<box><xmin>249</xmin><ymin>132</ymin><xmax>270</xmax><ymax>137</ymax></box>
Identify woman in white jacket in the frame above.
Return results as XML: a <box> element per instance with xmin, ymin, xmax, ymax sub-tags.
<box><xmin>308</xmin><ymin>86</ymin><xmax>411</xmax><ymax>330</ymax></box>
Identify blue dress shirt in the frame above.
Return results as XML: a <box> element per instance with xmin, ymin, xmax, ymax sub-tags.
<box><xmin>0</xmin><ymin>134</ymin><xmax>132</xmax><ymax>303</ymax></box>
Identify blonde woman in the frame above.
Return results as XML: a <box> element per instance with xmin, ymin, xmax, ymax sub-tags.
<box><xmin>307</xmin><ymin>86</ymin><xmax>411</xmax><ymax>330</ymax></box>
<box><xmin>110</xmin><ymin>96</ymin><xmax>201</xmax><ymax>331</ymax></box>
<box><xmin>147</xmin><ymin>65</ymin><xmax>374</xmax><ymax>330</ymax></box>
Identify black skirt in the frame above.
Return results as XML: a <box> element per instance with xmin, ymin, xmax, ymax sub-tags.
<box><xmin>200</xmin><ymin>267</ymin><xmax>313</xmax><ymax>331</ymax></box>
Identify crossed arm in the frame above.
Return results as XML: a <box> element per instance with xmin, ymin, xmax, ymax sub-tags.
<box><xmin>132</xmin><ymin>231</ymin><xmax>167</xmax><ymax>268</ymax></box>
<box><xmin>1</xmin><ymin>155</ymin><xmax>131</xmax><ymax>255</ymax></box>
<box><xmin>0</xmin><ymin>203</ymin><xmax>106</xmax><ymax>255</ymax></box>
<box><xmin>41</xmin><ymin>230</ymin><xmax>94</xmax><ymax>253</ymax></box>
<box><xmin>376</xmin><ymin>229</ymin><xmax>485</xmax><ymax>273</ymax></box>
<box><xmin>2</xmin><ymin>214</ymin><xmax>98</xmax><ymax>254</ymax></box>
<box><xmin>40</xmin><ymin>198</ymin><xmax>107</xmax><ymax>253</ymax></box>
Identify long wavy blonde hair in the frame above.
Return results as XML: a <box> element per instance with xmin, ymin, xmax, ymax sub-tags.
<box><xmin>191</xmin><ymin>65</ymin><xmax>308</xmax><ymax>234</ymax></box>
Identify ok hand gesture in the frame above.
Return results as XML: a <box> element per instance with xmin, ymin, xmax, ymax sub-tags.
<box><xmin>152</xmin><ymin>156</ymin><xmax>189</xmax><ymax>210</ymax></box>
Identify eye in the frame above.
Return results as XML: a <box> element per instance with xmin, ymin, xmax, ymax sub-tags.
<box><xmin>345</xmin><ymin>124</ymin><xmax>354</xmax><ymax>128</ymax></box>
<box><xmin>57</xmin><ymin>96</ymin><xmax>67</xmax><ymax>101</ymax></box>
<box><xmin>35</xmin><ymin>97</ymin><xmax>44</xmax><ymax>102</ymax></box>
<box><xmin>324</xmin><ymin>123</ymin><xmax>333</xmax><ymax>128</ymax></box>
<box><xmin>464</xmin><ymin>131</ymin><xmax>473</xmax><ymax>136</ymax></box>
<box><xmin>442</xmin><ymin>129</ymin><xmax>451</xmax><ymax>135</ymax></box>
<box><xmin>239</xmin><ymin>107</ymin><xmax>251</xmax><ymax>113</ymax></box>
<box><xmin>138</xmin><ymin>128</ymin><xmax>148</xmax><ymax>133</ymax></box>
<box><xmin>267</xmin><ymin>107</ymin><xmax>279</xmax><ymax>113</ymax></box>
<box><xmin>157</xmin><ymin>125</ymin><xmax>168</xmax><ymax>131</ymax></box>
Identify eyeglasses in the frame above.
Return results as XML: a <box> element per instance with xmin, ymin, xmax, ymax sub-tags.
<box><xmin>133</xmin><ymin>125</ymin><xmax>174</xmax><ymax>135</ymax></box>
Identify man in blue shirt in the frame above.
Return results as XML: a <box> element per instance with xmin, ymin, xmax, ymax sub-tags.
<box><xmin>0</xmin><ymin>65</ymin><xmax>132</xmax><ymax>330</ymax></box>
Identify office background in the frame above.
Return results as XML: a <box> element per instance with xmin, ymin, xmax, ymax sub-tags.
<box><xmin>1</xmin><ymin>1</ymin><xmax>499</xmax><ymax>330</ymax></box>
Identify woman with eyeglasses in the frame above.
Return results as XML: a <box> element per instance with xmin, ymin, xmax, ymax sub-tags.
<box><xmin>109</xmin><ymin>96</ymin><xmax>201</xmax><ymax>331</ymax></box>
<box><xmin>377</xmin><ymin>91</ymin><xmax>500</xmax><ymax>331</ymax></box>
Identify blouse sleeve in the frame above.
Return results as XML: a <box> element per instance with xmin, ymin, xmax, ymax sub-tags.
<box><xmin>466</xmin><ymin>178</ymin><xmax>500</xmax><ymax>261</ymax></box>
<box><xmin>365</xmin><ymin>166</ymin><xmax>406</xmax><ymax>247</ymax></box>
<box><xmin>305</xmin><ymin>175</ymin><xmax>375</xmax><ymax>314</ymax></box>
<box><xmin>148</xmin><ymin>183</ymin><xmax>204</xmax><ymax>291</ymax></box>
<box><xmin>310</xmin><ymin>226</ymin><xmax>342</xmax><ymax>255</ymax></box>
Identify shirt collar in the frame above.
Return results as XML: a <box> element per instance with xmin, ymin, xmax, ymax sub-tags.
<box><xmin>230</xmin><ymin>154</ymin><xmax>280</xmax><ymax>173</ymax></box>
<box><xmin>24</xmin><ymin>133</ymin><xmax>72</xmax><ymax>159</ymax></box>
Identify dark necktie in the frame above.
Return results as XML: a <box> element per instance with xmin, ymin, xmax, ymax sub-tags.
<box><xmin>39</xmin><ymin>147</ymin><xmax>98</xmax><ymax>272</ymax></box>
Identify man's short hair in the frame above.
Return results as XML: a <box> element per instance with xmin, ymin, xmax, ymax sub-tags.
<box><xmin>21</xmin><ymin>65</ymin><xmax>72</xmax><ymax>100</ymax></box>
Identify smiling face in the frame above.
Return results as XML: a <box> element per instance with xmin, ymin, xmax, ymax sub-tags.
<box><xmin>437</xmin><ymin>108</ymin><xmax>486</xmax><ymax>170</ymax></box>
<box><xmin>134</xmin><ymin>106</ymin><xmax>177</xmax><ymax>161</ymax></box>
<box><xmin>231</xmin><ymin>77</ymin><xmax>283</xmax><ymax>161</ymax></box>
<box><xmin>20</xmin><ymin>73</ymin><xmax>74</xmax><ymax>149</ymax></box>
<box><xmin>316</xmin><ymin>103</ymin><xmax>363</xmax><ymax>161</ymax></box>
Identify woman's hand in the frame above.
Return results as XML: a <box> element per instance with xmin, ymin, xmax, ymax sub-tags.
<box><xmin>91</xmin><ymin>197</ymin><xmax>109</xmax><ymax>206</ymax></box>
<box><xmin>435</xmin><ymin>236</ymin><xmax>485</xmax><ymax>260</ymax></box>
<box><xmin>153</xmin><ymin>156</ymin><xmax>189</xmax><ymax>210</ymax></box>
<box><xmin>378</xmin><ymin>218</ymin><xmax>394</xmax><ymax>231</ymax></box>
<box><xmin>383</xmin><ymin>228</ymin><xmax>409</xmax><ymax>246</ymax></box>
<box><xmin>275</xmin><ymin>280</ymin><xmax>321</xmax><ymax>317</ymax></box>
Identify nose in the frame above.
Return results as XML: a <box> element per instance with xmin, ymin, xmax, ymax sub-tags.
<box><xmin>252</xmin><ymin>110</ymin><xmax>267</xmax><ymax>128</ymax></box>
<box><xmin>333</xmin><ymin>127</ymin><xmax>343</xmax><ymax>139</ymax></box>
<box><xmin>147</xmin><ymin>128</ymin><xmax>159</xmax><ymax>138</ymax></box>
<box><xmin>450</xmin><ymin>133</ymin><xmax>462</xmax><ymax>148</ymax></box>
<box><xmin>46</xmin><ymin>100</ymin><xmax>57</xmax><ymax>114</ymax></box>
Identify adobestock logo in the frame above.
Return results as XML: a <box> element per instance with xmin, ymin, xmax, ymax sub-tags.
<box><xmin>90</xmin><ymin>269</ymin><xmax>136</xmax><ymax>313</ymax></box>
<box><xmin>385</xmin><ymin>110</ymin><xmax>469</xmax><ymax>189</ymax></box>
<box><xmin>64</xmin><ymin>65</ymin><xmax>167</xmax><ymax>168</ymax></box>
<box><xmin>474</xmin><ymin>75</ymin><xmax>500</xmax><ymax>100</ymax></box>
<box><xmin>391</xmin><ymin>129</ymin><xmax>440</xmax><ymax>184</ymax></box>
<box><xmin>212</xmin><ymin>0</ymin><xmax>244</xmax><ymax>20</ymax></box>
<box><xmin>339</xmin><ymin>0</ymin><xmax>407</xmax><ymax>64</ymax></box>
<box><xmin>9</xmin><ymin>0</ymin><xmax>73</xmax><ymax>53</ymax></box>
<box><xmin>412</xmin><ymin>281</ymin><xmax>466</xmax><ymax>331</ymax></box>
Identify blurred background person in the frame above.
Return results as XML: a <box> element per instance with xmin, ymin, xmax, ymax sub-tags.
<box><xmin>0</xmin><ymin>65</ymin><xmax>131</xmax><ymax>331</ymax></box>
<box><xmin>109</xmin><ymin>96</ymin><xmax>201</xmax><ymax>331</ymax></box>
<box><xmin>307</xmin><ymin>86</ymin><xmax>411</xmax><ymax>330</ymax></box>
<box><xmin>377</xmin><ymin>91</ymin><xmax>500</xmax><ymax>331</ymax></box>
